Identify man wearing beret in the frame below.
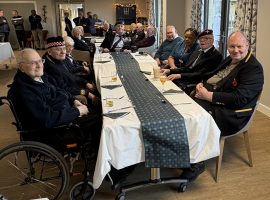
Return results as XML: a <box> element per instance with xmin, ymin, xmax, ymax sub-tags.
<box><xmin>194</xmin><ymin>31</ymin><xmax>263</xmax><ymax>136</ymax></box>
<box><xmin>43</xmin><ymin>36</ymin><xmax>101</xmax><ymax>110</ymax></box>
<box><xmin>162</xmin><ymin>29</ymin><xmax>223</xmax><ymax>94</ymax></box>
<box><xmin>174</xmin><ymin>31</ymin><xmax>263</xmax><ymax>183</ymax></box>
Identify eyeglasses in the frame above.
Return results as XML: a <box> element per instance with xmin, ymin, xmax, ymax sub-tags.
<box><xmin>22</xmin><ymin>59</ymin><xmax>45</xmax><ymax>66</ymax></box>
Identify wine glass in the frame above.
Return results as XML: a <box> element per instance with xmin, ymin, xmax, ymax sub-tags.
<box><xmin>159</xmin><ymin>75</ymin><xmax>167</xmax><ymax>93</ymax></box>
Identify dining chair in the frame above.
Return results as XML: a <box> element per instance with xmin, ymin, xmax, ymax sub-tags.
<box><xmin>138</xmin><ymin>45</ymin><xmax>156</xmax><ymax>58</ymax></box>
<box><xmin>215</xmin><ymin>92</ymin><xmax>262</xmax><ymax>182</ymax></box>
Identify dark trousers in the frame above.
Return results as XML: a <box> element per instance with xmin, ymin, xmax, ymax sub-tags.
<box><xmin>15</xmin><ymin>30</ymin><xmax>26</xmax><ymax>48</ymax></box>
<box><xmin>21</xmin><ymin>113</ymin><xmax>102</xmax><ymax>154</ymax></box>
<box><xmin>0</xmin><ymin>32</ymin><xmax>9</xmax><ymax>42</ymax></box>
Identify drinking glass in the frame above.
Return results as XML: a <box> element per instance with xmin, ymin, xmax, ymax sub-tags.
<box><xmin>106</xmin><ymin>96</ymin><xmax>114</xmax><ymax>107</ymax></box>
<box><xmin>159</xmin><ymin>75</ymin><xmax>167</xmax><ymax>93</ymax></box>
<box><xmin>111</xmin><ymin>71</ymin><xmax>117</xmax><ymax>82</ymax></box>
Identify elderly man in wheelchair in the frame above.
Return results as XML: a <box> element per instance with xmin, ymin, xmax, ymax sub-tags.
<box><xmin>5</xmin><ymin>48</ymin><xmax>102</xmax><ymax>199</ymax></box>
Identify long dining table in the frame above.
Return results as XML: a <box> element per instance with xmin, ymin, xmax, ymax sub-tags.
<box><xmin>92</xmin><ymin>52</ymin><xmax>220</xmax><ymax>190</ymax></box>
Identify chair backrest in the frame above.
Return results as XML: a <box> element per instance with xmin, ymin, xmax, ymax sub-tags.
<box><xmin>0</xmin><ymin>96</ymin><xmax>23</xmax><ymax>131</ymax></box>
<box><xmin>137</xmin><ymin>45</ymin><xmax>156</xmax><ymax>57</ymax></box>
<box><xmin>43</xmin><ymin>30</ymin><xmax>49</xmax><ymax>41</ymax></box>
<box><xmin>224</xmin><ymin>91</ymin><xmax>262</xmax><ymax>139</ymax></box>
<box><xmin>71</xmin><ymin>49</ymin><xmax>91</xmax><ymax>64</ymax></box>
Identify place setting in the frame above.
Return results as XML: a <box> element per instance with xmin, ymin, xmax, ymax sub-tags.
<box><xmin>102</xmin><ymin>95</ymin><xmax>134</xmax><ymax>119</ymax></box>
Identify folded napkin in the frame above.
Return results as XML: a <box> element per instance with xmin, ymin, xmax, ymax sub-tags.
<box><xmin>103</xmin><ymin>112</ymin><xmax>129</xmax><ymax>119</ymax></box>
<box><xmin>140</xmin><ymin>70</ymin><xmax>152</xmax><ymax>75</ymax></box>
<box><xmin>95</xmin><ymin>60</ymin><xmax>111</xmax><ymax>64</ymax></box>
<box><xmin>101</xmin><ymin>85</ymin><xmax>122</xmax><ymax>90</ymax></box>
<box><xmin>163</xmin><ymin>89</ymin><xmax>184</xmax><ymax>94</ymax></box>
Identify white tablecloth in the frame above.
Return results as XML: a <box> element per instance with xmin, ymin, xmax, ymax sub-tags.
<box><xmin>93</xmin><ymin>52</ymin><xmax>220</xmax><ymax>189</ymax></box>
<box><xmin>0</xmin><ymin>42</ymin><xmax>15</xmax><ymax>63</ymax></box>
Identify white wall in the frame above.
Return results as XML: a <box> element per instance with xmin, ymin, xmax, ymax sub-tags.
<box><xmin>256</xmin><ymin>0</ymin><xmax>270</xmax><ymax>116</ymax></box>
<box><xmin>166</xmin><ymin>0</ymin><xmax>186</xmax><ymax>36</ymax></box>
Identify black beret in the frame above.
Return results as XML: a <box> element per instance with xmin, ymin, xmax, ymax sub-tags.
<box><xmin>198</xmin><ymin>29</ymin><xmax>213</xmax><ymax>38</ymax></box>
<box><xmin>46</xmin><ymin>36</ymin><xmax>65</xmax><ymax>48</ymax></box>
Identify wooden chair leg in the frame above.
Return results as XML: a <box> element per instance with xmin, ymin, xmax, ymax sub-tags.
<box><xmin>216</xmin><ymin>137</ymin><xmax>225</xmax><ymax>182</ymax></box>
<box><xmin>243</xmin><ymin>131</ymin><xmax>253</xmax><ymax>167</ymax></box>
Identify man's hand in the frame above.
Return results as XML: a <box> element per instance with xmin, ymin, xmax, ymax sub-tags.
<box><xmin>103</xmin><ymin>48</ymin><xmax>110</xmax><ymax>53</ymax></box>
<box><xmin>76</xmin><ymin>104</ymin><xmax>89</xmax><ymax>117</ymax></box>
<box><xmin>160</xmin><ymin>69</ymin><xmax>170</xmax><ymax>75</ymax></box>
<box><xmin>167</xmin><ymin>74</ymin><xmax>181</xmax><ymax>81</ymax></box>
<box><xmin>83</xmin><ymin>66</ymin><xmax>90</xmax><ymax>74</ymax></box>
<box><xmin>74</xmin><ymin>99</ymin><xmax>83</xmax><ymax>107</ymax></box>
<box><xmin>195</xmin><ymin>83</ymin><xmax>213</xmax><ymax>102</ymax></box>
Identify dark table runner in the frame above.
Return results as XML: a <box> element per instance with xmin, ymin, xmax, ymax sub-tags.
<box><xmin>111</xmin><ymin>52</ymin><xmax>190</xmax><ymax>168</ymax></box>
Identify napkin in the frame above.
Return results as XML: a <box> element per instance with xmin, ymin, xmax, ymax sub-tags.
<box><xmin>140</xmin><ymin>70</ymin><xmax>152</xmax><ymax>75</ymax></box>
<box><xmin>101</xmin><ymin>85</ymin><xmax>122</xmax><ymax>90</ymax></box>
<box><xmin>103</xmin><ymin>112</ymin><xmax>129</xmax><ymax>119</ymax></box>
<box><xmin>163</xmin><ymin>89</ymin><xmax>184</xmax><ymax>94</ymax></box>
<box><xmin>95</xmin><ymin>60</ymin><xmax>111</xmax><ymax>64</ymax></box>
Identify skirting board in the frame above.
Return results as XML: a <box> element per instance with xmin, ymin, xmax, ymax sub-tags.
<box><xmin>258</xmin><ymin>103</ymin><xmax>270</xmax><ymax>118</ymax></box>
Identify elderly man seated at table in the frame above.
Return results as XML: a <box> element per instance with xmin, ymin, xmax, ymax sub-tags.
<box><xmin>43</xmin><ymin>36</ymin><xmax>100</xmax><ymax>109</ymax></box>
<box><xmin>100</xmin><ymin>22</ymin><xmax>129</xmax><ymax>53</ymax></box>
<box><xmin>133</xmin><ymin>22</ymin><xmax>145</xmax><ymax>43</ymax></box>
<box><xmin>7</xmin><ymin>48</ymin><xmax>102</xmax><ymax>152</ymax></box>
<box><xmin>161</xmin><ymin>29</ymin><xmax>223</xmax><ymax>93</ymax></box>
<box><xmin>134</xmin><ymin>26</ymin><xmax>156</xmax><ymax>48</ymax></box>
<box><xmin>154</xmin><ymin>25</ymin><xmax>183</xmax><ymax>67</ymax></box>
<box><xmin>102</xmin><ymin>21</ymin><xmax>112</xmax><ymax>37</ymax></box>
<box><xmin>168</xmin><ymin>28</ymin><xmax>200</xmax><ymax>69</ymax></box>
<box><xmin>193</xmin><ymin>31</ymin><xmax>264</xmax><ymax>137</ymax></box>
<box><xmin>72</xmin><ymin>26</ymin><xmax>96</xmax><ymax>58</ymax></box>
<box><xmin>63</xmin><ymin>36</ymin><xmax>90</xmax><ymax>74</ymax></box>
<box><xmin>127</xmin><ymin>22</ymin><xmax>137</xmax><ymax>39</ymax></box>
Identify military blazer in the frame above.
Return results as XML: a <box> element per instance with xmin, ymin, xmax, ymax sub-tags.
<box><xmin>197</xmin><ymin>51</ymin><xmax>264</xmax><ymax>135</ymax></box>
<box><xmin>170</xmin><ymin>46</ymin><xmax>223</xmax><ymax>84</ymax></box>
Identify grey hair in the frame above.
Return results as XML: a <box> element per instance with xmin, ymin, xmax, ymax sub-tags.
<box><xmin>17</xmin><ymin>48</ymin><xmax>37</xmax><ymax>64</ymax></box>
<box><xmin>72</xmin><ymin>26</ymin><xmax>83</xmax><ymax>36</ymax></box>
<box><xmin>63</xmin><ymin>36</ymin><xmax>74</xmax><ymax>46</ymax></box>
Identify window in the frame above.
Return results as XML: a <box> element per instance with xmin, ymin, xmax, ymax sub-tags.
<box><xmin>203</xmin><ymin>0</ymin><xmax>237</xmax><ymax>57</ymax></box>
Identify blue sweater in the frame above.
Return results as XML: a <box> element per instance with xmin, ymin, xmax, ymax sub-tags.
<box><xmin>154</xmin><ymin>36</ymin><xmax>183</xmax><ymax>61</ymax></box>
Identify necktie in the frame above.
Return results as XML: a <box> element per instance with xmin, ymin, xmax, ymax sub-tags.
<box><xmin>190</xmin><ymin>50</ymin><xmax>204</xmax><ymax>68</ymax></box>
<box><xmin>111</xmin><ymin>35</ymin><xmax>123</xmax><ymax>51</ymax></box>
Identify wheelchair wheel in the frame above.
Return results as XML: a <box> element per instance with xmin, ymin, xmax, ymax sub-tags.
<box><xmin>69</xmin><ymin>181</ymin><xmax>95</xmax><ymax>200</ymax></box>
<box><xmin>0</xmin><ymin>141</ymin><xmax>70</xmax><ymax>200</ymax></box>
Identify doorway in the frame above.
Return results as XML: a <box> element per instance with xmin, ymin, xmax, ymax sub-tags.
<box><xmin>56</xmin><ymin>3</ymin><xmax>83</xmax><ymax>36</ymax></box>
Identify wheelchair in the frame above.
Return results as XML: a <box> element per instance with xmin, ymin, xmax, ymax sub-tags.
<box><xmin>0</xmin><ymin>96</ymin><xmax>96</xmax><ymax>200</ymax></box>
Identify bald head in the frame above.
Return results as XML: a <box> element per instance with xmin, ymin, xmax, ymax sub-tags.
<box><xmin>227</xmin><ymin>31</ymin><xmax>249</xmax><ymax>63</ymax></box>
<box><xmin>18</xmin><ymin>48</ymin><xmax>44</xmax><ymax>81</ymax></box>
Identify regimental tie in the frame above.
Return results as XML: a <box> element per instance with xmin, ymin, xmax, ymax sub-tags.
<box><xmin>190</xmin><ymin>50</ymin><xmax>204</xmax><ymax>69</ymax></box>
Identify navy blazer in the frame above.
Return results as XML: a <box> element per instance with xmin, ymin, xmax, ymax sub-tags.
<box><xmin>170</xmin><ymin>46</ymin><xmax>223</xmax><ymax>84</ymax></box>
<box><xmin>195</xmin><ymin>51</ymin><xmax>264</xmax><ymax>135</ymax></box>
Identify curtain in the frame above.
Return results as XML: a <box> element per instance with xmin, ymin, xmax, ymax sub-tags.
<box><xmin>190</xmin><ymin>0</ymin><xmax>203</xmax><ymax>32</ymax></box>
<box><xmin>148</xmin><ymin>0</ymin><xmax>163</xmax><ymax>47</ymax></box>
<box><xmin>233</xmin><ymin>0</ymin><xmax>257</xmax><ymax>54</ymax></box>
<box><xmin>148</xmin><ymin>0</ymin><xmax>154</xmax><ymax>26</ymax></box>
